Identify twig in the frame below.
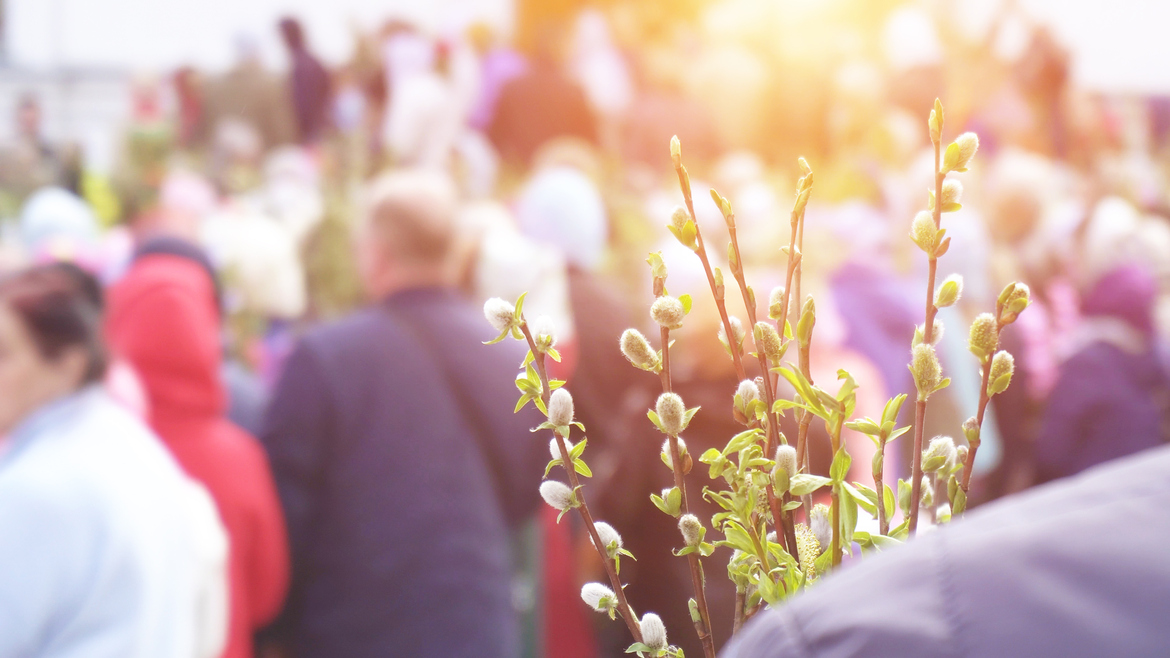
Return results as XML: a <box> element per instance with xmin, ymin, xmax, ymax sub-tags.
<box><xmin>521</xmin><ymin>323</ymin><xmax>643</xmax><ymax>643</ymax></box>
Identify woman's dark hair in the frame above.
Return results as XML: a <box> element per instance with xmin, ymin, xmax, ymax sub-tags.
<box><xmin>0</xmin><ymin>263</ymin><xmax>107</xmax><ymax>385</ymax></box>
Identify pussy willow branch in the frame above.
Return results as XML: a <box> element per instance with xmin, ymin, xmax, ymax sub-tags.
<box><xmin>520</xmin><ymin>322</ymin><xmax>643</xmax><ymax>643</ymax></box>
<box><xmin>725</xmin><ymin>221</ymin><xmax>799</xmax><ymax>559</ymax></box>
<box><xmin>874</xmin><ymin>436</ymin><xmax>889</xmax><ymax>535</ymax></box>
<box><xmin>659</xmin><ymin>328</ymin><xmax>716</xmax><ymax>658</ymax></box>
<box><xmin>673</xmin><ymin>164</ymin><xmax>748</xmax><ymax>383</ymax></box>
<box><xmin>960</xmin><ymin>307</ymin><xmax>1005</xmax><ymax>495</ymax></box>
<box><xmin>909</xmin><ymin>140</ymin><xmax>944</xmax><ymax>534</ymax></box>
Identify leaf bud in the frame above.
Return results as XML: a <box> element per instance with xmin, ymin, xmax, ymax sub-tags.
<box><xmin>920</xmin><ymin>476</ymin><xmax>935</xmax><ymax>509</ymax></box>
<box><xmin>796</xmin><ymin>296</ymin><xmax>816</xmax><ymax>347</ymax></box>
<box><xmin>988</xmin><ymin>351</ymin><xmax>1015</xmax><ymax>396</ymax></box>
<box><xmin>962</xmin><ymin>417</ymin><xmax>981</xmax><ymax>446</ymax></box>
<box><xmin>910</xmin><ymin>343</ymin><xmax>942</xmax><ymax>400</ymax></box>
<box><xmin>548</xmin><ymin>388</ymin><xmax>575</xmax><ymax>428</ymax></box>
<box><xmin>670</xmin><ymin>135</ymin><xmax>682</xmax><ymax>168</ymax></box>
<box><xmin>484</xmin><ymin>297</ymin><xmax>516</xmax><ymax>333</ymax></box>
<box><xmin>999</xmin><ymin>283</ymin><xmax>1031</xmax><ymax>324</ymax></box>
<box><xmin>678</xmin><ymin>513</ymin><xmax>703</xmax><ymax>547</ymax></box>
<box><xmin>656</xmin><ymin>392</ymin><xmax>687</xmax><ymax>436</ymax></box>
<box><xmin>540</xmin><ymin>480</ymin><xmax>575</xmax><ymax>511</ymax></box>
<box><xmin>650</xmin><ymin>295</ymin><xmax>686</xmax><ymax>330</ymax></box>
<box><xmin>934</xmin><ymin>274</ymin><xmax>963</xmax><ymax>308</ymax></box>
<box><xmin>956</xmin><ymin>444</ymin><xmax>969</xmax><ymax>466</ymax></box>
<box><xmin>640</xmin><ymin>613</ymin><xmax>669</xmax><ymax>652</ymax></box>
<box><xmin>928</xmin><ymin>99</ymin><xmax>943</xmax><ymax>144</ymax></box>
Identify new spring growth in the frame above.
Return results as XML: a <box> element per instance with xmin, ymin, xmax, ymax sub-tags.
<box><xmin>920</xmin><ymin>476</ymin><xmax>935</xmax><ymax>509</ymax></box>
<box><xmin>810</xmin><ymin>504</ymin><xmax>832</xmax><ymax>556</ymax></box>
<box><xmin>913</xmin><ymin>319</ymin><xmax>945</xmax><ymax>347</ymax></box>
<box><xmin>581</xmin><ymin>582</ymin><xmax>617</xmax><ymax>615</ymax></box>
<box><xmin>929</xmin><ymin>98</ymin><xmax>943</xmax><ymax>145</ymax></box>
<box><xmin>943</xmin><ymin>132</ymin><xmax>980</xmax><ymax>174</ymax></box>
<box><xmin>999</xmin><ymin>283</ymin><xmax>1031</xmax><ymax>324</ymax></box>
<box><xmin>530</xmin><ymin>315</ymin><xmax>557</xmax><ymax>352</ymax></box>
<box><xmin>930</xmin><ymin>180</ymin><xmax>963</xmax><ymax>212</ymax></box>
<box><xmin>796</xmin><ymin>296</ymin><xmax>816</xmax><ymax>348</ymax></box>
<box><xmin>922</xmin><ymin>435</ymin><xmax>958</xmax><ymax>473</ymax></box>
<box><xmin>956</xmin><ymin>444</ymin><xmax>969</xmax><ymax>466</ymax></box>
<box><xmin>540</xmin><ymin>480</ymin><xmax>575</xmax><ymax>511</ymax></box>
<box><xmin>550</xmin><ymin>437</ymin><xmax>576</xmax><ymax>461</ymax></box>
<box><xmin>935</xmin><ymin>274</ymin><xmax>963</xmax><ymax>308</ymax></box>
<box><xmin>661</xmin><ymin>438</ymin><xmax>692</xmax><ymax>474</ymax></box>
<box><xmin>910</xmin><ymin>343</ymin><xmax>943</xmax><ymax>399</ymax></box>
<box><xmin>484</xmin><ymin>297</ymin><xmax>516</xmax><ymax>333</ymax></box>
<box><xmin>772</xmin><ymin>444</ymin><xmax>798</xmax><ymax>493</ymax></box>
<box><xmin>734</xmin><ymin>379</ymin><xmax>759</xmax><ymax>419</ymax></box>
<box><xmin>768</xmin><ymin>286</ymin><xmax>785</xmax><ymax>321</ymax></box>
<box><xmin>669</xmin><ymin>206</ymin><xmax>698</xmax><ymax>251</ymax></box>
<box><xmin>962</xmin><ymin>416</ymin><xmax>981</xmax><ymax>446</ymax></box>
<box><xmin>620</xmin><ymin>329</ymin><xmax>660</xmax><ymax>372</ymax></box>
<box><xmin>679</xmin><ymin>513</ymin><xmax>703</xmax><ymax>547</ymax></box>
<box><xmin>656</xmin><ymin>392</ymin><xmax>687</xmax><ymax>436</ymax></box>
<box><xmin>795</xmin><ymin>524</ymin><xmax>820</xmax><ymax>579</ymax></box>
<box><xmin>592</xmin><ymin>521</ymin><xmax>623</xmax><ymax>558</ymax></box>
<box><xmin>988</xmin><ymin>351</ymin><xmax>1015</xmax><ymax>396</ymax></box>
<box><xmin>651</xmin><ymin>295</ymin><xmax>686</xmax><ymax>330</ymax></box>
<box><xmin>754</xmin><ymin>321</ymin><xmax>783</xmax><ymax>363</ymax></box>
<box><xmin>910</xmin><ymin>211</ymin><xmax>938</xmax><ymax>254</ymax></box>
<box><xmin>968</xmin><ymin>313</ymin><xmax>998</xmax><ymax>359</ymax></box>
<box><xmin>548</xmin><ymin>388</ymin><xmax>575</xmax><ymax>429</ymax></box>
<box><xmin>717</xmin><ymin>316</ymin><xmax>746</xmax><ymax>353</ymax></box>
<box><xmin>670</xmin><ymin>135</ymin><xmax>682</xmax><ymax>169</ymax></box>
<box><xmin>641</xmin><ymin>613</ymin><xmax>669</xmax><ymax>652</ymax></box>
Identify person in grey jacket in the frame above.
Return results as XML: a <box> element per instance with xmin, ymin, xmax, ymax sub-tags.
<box><xmin>723</xmin><ymin>443</ymin><xmax>1170</xmax><ymax>657</ymax></box>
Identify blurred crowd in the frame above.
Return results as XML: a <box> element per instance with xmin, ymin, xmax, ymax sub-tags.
<box><xmin>0</xmin><ymin>1</ymin><xmax>1168</xmax><ymax>657</ymax></box>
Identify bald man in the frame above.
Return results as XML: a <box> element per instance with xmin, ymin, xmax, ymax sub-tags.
<box><xmin>261</xmin><ymin>169</ymin><xmax>543</xmax><ymax>658</ymax></box>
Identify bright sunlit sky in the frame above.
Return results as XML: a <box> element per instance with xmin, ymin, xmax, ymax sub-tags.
<box><xmin>4</xmin><ymin>0</ymin><xmax>1169</xmax><ymax>94</ymax></box>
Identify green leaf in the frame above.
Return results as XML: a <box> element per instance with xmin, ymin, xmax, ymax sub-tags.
<box><xmin>679</xmin><ymin>294</ymin><xmax>693</xmax><ymax>315</ymax></box>
<box><xmin>829</xmin><ymin>447</ymin><xmax>851</xmax><ymax>484</ymax></box>
<box><xmin>723</xmin><ymin>429</ymin><xmax>763</xmax><ymax>456</ymax></box>
<box><xmin>626</xmin><ymin>642</ymin><xmax>653</xmax><ymax>654</ymax></box>
<box><xmin>666</xmin><ymin>487</ymin><xmax>682</xmax><ymax>516</ymax></box>
<box><xmin>844</xmin><ymin>418</ymin><xmax>880</xmax><ymax>436</ymax></box>
<box><xmin>881</xmin><ymin>394</ymin><xmax>907</xmax><ymax>426</ymax></box>
<box><xmin>574</xmin><ymin>460</ymin><xmax>593</xmax><ymax>478</ymax></box>
<box><xmin>647</xmin><ymin>409</ymin><xmax>663</xmax><ymax>432</ymax></box>
<box><xmin>842</xmin><ymin>481</ymin><xmax>876</xmax><ymax>516</ymax></box>
<box><xmin>840</xmin><ymin>489</ymin><xmax>858</xmax><ymax>548</ymax></box>
<box><xmin>783</xmin><ymin>500</ymin><xmax>802</xmax><ymax>512</ymax></box>
<box><xmin>884</xmin><ymin>483</ymin><xmax>896</xmax><ymax>520</ymax></box>
<box><xmin>720</xmin><ymin>523</ymin><xmax>757</xmax><ymax>554</ymax></box>
<box><xmin>789</xmin><ymin>473</ymin><xmax>831</xmax><ymax>496</ymax></box>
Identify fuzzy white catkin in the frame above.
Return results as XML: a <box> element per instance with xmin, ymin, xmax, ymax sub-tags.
<box><xmin>774</xmin><ymin>445</ymin><xmax>797</xmax><ymax>477</ymax></box>
<box><xmin>718</xmin><ymin>316</ymin><xmax>745</xmax><ymax>345</ymax></box>
<box><xmin>539</xmin><ymin>481</ymin><xmax>574</xmax><ymax>511</ymax></box>
<box><xmin>911</xmin><ymin>211</ymin><xmax>936</xmax><ymax>249</ymax></box>
<box><xmin>581</xmin><ymin>582</ymin><xmax>615</xmax><ymax>611</ymax></box>
<box><xmin>736</xmin><ymin>379</ymin><xmax>759</xmax><ymax>405</ymax></box>
<box><xmin>549</xmin><ymin>437</ymin><xmax>575</xmax><ymax>461</ymax></box>
<box><xmin>920</xmin><ymin>476</ymin><xmax>935</xmax><ymax>509</ymax></box>
<box><xmin>678</xmin><ymin>514</ymin><xmax>703</xmax><ymax>546</ymax></box>
<box><xmin>953</xmin><ymin>132</ymin><xmax>979</xmax><ymax>170</ymax></box>
<box><xmin>911</xmin><ymin>343</ymin><xmax>942</xmax><ymax>394</ymax></box>
<box><xmin>923</xmin><ymin>435</ymin><xmax>957</xmax><ymax>472</ymax></box>
<box><xmin>661</xmin><ymin>438</ymin><xmax>687</xmax><ymax>470</ymax></box>
<box><xmin>593</xmin><ymin>522</ymin><xmax>622</xmax><ymax>552</ymax></box>
<box><xmin>547</xmin><ymin>388</ymin><xmax>575</xmax><ymax>427</ymax></box>
<box><xmin>650</xmin><ymin>295</ymin><xmax>686</xmax><ymax>329</ymax></box>
<box><xmin>530</xmin><ymin>315</ymin><xmax>557</xmax><ymax>346</ymax></box>
<box><xmin>768</xmin><ymin>286</ymin><xmax>785</xmax><ymax>319</ymax></box>
<box><xmin>640</xmin><ymin>613</ymin><xmax>669</xmax><ymax>651</ymax></box>
<box><xmin>990</xmin><ymin>351</ymin><xmax>1015</xmax><ymax>382</ymax></box>
<box><xmin>670</xmin><ymin>206</ymin><xmax>690</xmax><ymax>231</ymax></box>
<box><xmin>620</xmin><ymin>329</ymin><xmax>657</xmax><ymax>369</ymax></box>
<box><xmin>810</xmin><ymin>503</ymin><xmax>832</xmax><ymax>555</ymax></box>
<box><xmin>656</xmin><ymin>392</ymin><xmax>686</xmax><ymax>436</ymax></box>
<box><xmin>940</xmin><ymin>179</ymin><xmax>963</xmax><ymax>207</ymax></box>
<box><xmin>483</xmin><ymin>297</ymin><xmax>515</xmax><ymax>333</ymax></box>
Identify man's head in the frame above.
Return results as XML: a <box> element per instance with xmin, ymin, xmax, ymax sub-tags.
<box><xmin>357</xmin><ymin>168</ymin><xmax>459</xmax><ymax>299</ymax></box>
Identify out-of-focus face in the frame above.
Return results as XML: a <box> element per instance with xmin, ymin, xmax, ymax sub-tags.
<box><xmin>0</xmin><ymin>303</ymin><xmax>84</xmax><ymax>437</ymax></box>
<box><xmin>17</xmin><ymin>102</ymin><xmax>40</xmax><ymax>140</ymax></box>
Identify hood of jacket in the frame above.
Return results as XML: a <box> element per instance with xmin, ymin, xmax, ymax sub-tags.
<box><xmin>106</xmin><ymin>252</ymin><xmax>226</xmax><ymax>424</ymax></box>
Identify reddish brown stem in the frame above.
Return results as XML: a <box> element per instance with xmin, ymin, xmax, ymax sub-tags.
<box><xmin>521</xmin><ymin>323</ymin><xmax>643</xmax><ymax>643</ymax></box>
<box><xmin>960</xmin><ymin>310</ymin><xmax>1005</xmax><ymax>495</ymax></box>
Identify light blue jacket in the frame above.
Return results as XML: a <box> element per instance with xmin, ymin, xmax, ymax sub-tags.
<box><xmin>0</xmin><ymin>386</ymin><xmax>228</xmax><ymax>657</ymax></box>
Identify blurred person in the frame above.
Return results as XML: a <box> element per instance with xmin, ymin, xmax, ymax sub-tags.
<box><xmin>488</xmin><ymin>20</ymin><xmax>597</xmax><ymax>167</ymax></box>
<box><xmin>279</xmin><ymin>18</ymin><xmax>332</xmax><ymax>146</ymax></box>
<box><xmin>174</xmin><ymin>67</ymin><xmax>209</xmax><ymax>151</ymax></box>
<box><xmin>203</xmin><ymin>36</ymin><xmax>295</xmax><ymax>152</ymax></box>
<box><xmin>0</xmin><ymin>263</ymin><xmax>228</xmax><ymax>657</ymax></box>
<box><xmin>1034</xmin><ymin>265</ymin><xmax>1170</xmax><ymax>483</ymax></box>
<box><xmin>723</xmin><ymin>443</ymin><xmax>1170</xmax><ymax>657</ymax></box>
<box><xmin>466</xmin><ymin>22</ymin><xmax>527</xmax><ymax>132</ymax></box>
<box><xmin>260</xmin><ymin>168</ymin><xmax>543</xmax><ymax>657</ymax></box>
<box><xmin>0</xmin><ymin>94</ymin><xmax>64</xmax><ymax>202</ymax></box>
<box><xmin>107</xmin><ymin>242</ymin><xmax>290</xmax><ymax>658</ymax></box>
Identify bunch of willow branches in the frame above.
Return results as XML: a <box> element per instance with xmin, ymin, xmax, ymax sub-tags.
<box><xmin>483</xmin><ymin>99</ymin><xmax>1029</xmax><ymax>658</ymax></box>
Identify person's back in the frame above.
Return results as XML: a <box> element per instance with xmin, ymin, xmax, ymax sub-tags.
<box><xmin>488</xmin><ymin>56</ymin><xmax>596</xmax><ymax>166</ymax></box>
<box><xmin>261</xmin><ymin>169</ymin><xmax>542</xmax><ymax>657</ymax></box>
<box><xmin>106</xmin><ymin>246</ymin><xmax>290</xmax><ymax>658</ymax></box>
<box><xmin>0</xmin><ymin>387</ymin><xmax>227</xmax><ymax>657</ymax></box>
<box><xmin>723</xmin><ymin>443</ymin><xmax>1170</xmax><ymax>657</ymax></box>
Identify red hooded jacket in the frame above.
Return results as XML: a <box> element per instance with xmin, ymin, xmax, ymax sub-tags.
<box><xmin>106</xmin><ymin>253</ymin><xmax>289</xmax><ymax>658</ymax></box>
